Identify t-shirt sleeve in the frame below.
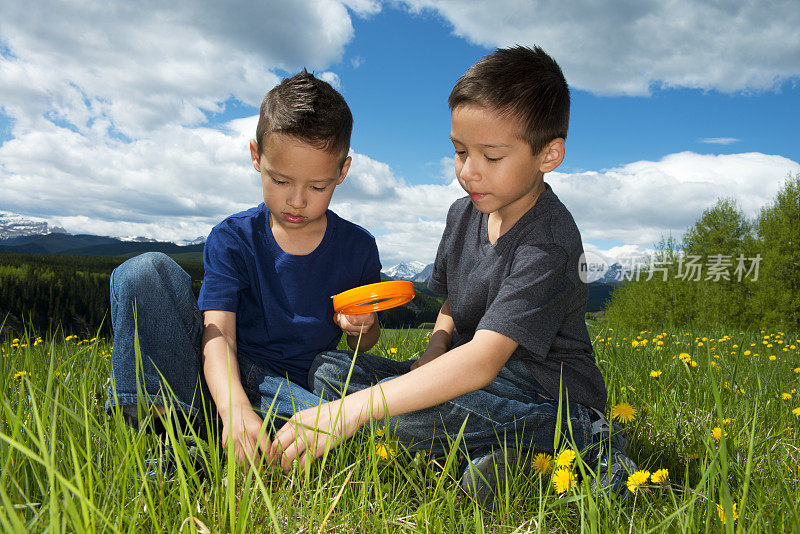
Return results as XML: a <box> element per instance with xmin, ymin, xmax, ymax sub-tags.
<box><xmin>197</xmin><ymin>226</ymin><xmax>249</xmax><ymax>312</ymax></box>
<box><xmin>428</xmin><ymin>202</ymin><xmax>459</xmax><ymax>295</ymax></box>
<box><xmin>360</xmin><ymin>237</ymin><xmax>382</xmax><ymax>286</ymax></box>
<box><xmin>476</xmin><ymin>243</ymin><xmax>571</xmax><ymax>358</ymax></box>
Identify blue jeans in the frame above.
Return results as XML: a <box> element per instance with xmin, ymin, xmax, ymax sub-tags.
<box><xmin>106</xmin><ymin>252</ymin><xmax>322</xmax><ymax>435</ymax></box>
<box><xmin>309</xmin><ymin>351</ymin><xmax>594</xmax><ymax>458</ymax></box>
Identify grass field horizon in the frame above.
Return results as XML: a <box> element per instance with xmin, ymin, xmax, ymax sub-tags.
<box><xmin>2</xmin><ymin>326</ymin><xmax>799</xmax><ymax>532</ymax></box>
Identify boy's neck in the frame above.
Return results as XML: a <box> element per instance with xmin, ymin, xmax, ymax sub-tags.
<box><xmin>268</xmin><ymin>212</ymin><xmax>328</xmax><ymax>255</ymax></box>
<box><xmin>487</xmin><ymin>181</ymin><xmax>547</xmax><ymax>244</ymax></box>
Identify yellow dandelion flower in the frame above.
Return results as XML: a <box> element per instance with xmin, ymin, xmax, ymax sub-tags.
<box><xmin>782</xmin><ymin>393</ymin><xmax>793</xmax><ymax>400</ymax></box>
<box><xmin>650</xmin><ymin>370</ymin><xmax>662</xmax><ymax>378</ymax></box>
<box><xmin>791</xmin><ymin>345</ymin><xmax>797</xmax><ymax>350</ymax></box>
<box><xmin>744</xmin><ymin>350</ymin><xmax>751</xmax><ymax>356</ymax></box>
<box><xmin>626</xmin><ymin>470</ymin><xmax>650</xmax><ymax>493</ymax></box>
<box><xmin>698</xmin><ymin>342</ymin><xmax>704</xmax><ymax>347</ymax></box>
<box><xmin>716</xmin><ymin>503</ymin><xmax>739</xmax><ymax>524</ymax></box>
<box><xmin>375</xmin><ymin>426</ymin><xmax>385</xmax><ymax>437</ymax></box>
<box><xmin>389</xmin><ymin>347</ymin><xmax>397</xmax><ymax>354</ymax></box>
<box><xmin>678</xmin><ymin>352</ymin><xmax>691</xmax><ymax>362</ymax></box>
<box><xmin>556</xmin><ymin>449</ymin><xmax>576</xmax><ymax>469</ymax></box>
<box><xmin>375</xmin><ymin>443</ymin><xmax>395</xmax><ymax>460</ymax></box>
<box><xmin>650</xmin><ymin>468</ymin><xmax>669</xmax><ymax>484</ymax></box>
<box><xmin>611</xmin><ymin>403</ymin><xmax>637</xmax><ymax>424</ymax></box>
<box><xmin>690</xmin><ymin>360</ymin><xmax>698</xmax><ymax>367</ymax></box>
<box><xmin>794</xmin><ymin>367</ymin><xmax>800</xmax><ymax>374</ymax></box>
<box><xmin>532</xmin><ymin>453</ymin><xmax>553</xmax><ymax>474</ymax></box>
<box><xmin>721</xmin><ymin>418</ymin><xmax>732</xmax><ymax>426</ymax></box>
<box><xmin>792</xmin><ymin>407</ymin><xmax>800</xmax><ymax>417</ymax></box>
<box><xmin>552</xmin><ymin>469</ymin><xmax>576</xmax><ymax>493</ymax></box>
<box><xmin>769</xmin><ymin>355</ymin><xmax>776</xmax><ymax>361</ymax></box>
<box><xmin>13</xmin><ymin>371</ymin><xmax>30</xmax><ymax>381</ymax></box>
<box><xmin>712</xmin><ymin>427</ymin><xmax>726</xmax><ymax>441</ymax></box>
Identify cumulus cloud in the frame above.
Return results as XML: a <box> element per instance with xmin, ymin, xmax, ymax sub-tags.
<box><xmin>399</xmin><ymin>0</ymin><xmax>800</xmax><ymax>95</ymax></box>
<box><xmin>0</xmin><ymin>0</ymin><xmax>359</xmax><ymax>138</ymax></box>
<box><xmin>550</xmin><ymin>151</ymin><xmax>799</xmax><ymax>247</ymax></box>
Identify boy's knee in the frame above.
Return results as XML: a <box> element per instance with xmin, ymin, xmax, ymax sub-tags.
<box><xmin>308</xmin><ymin>351</ymin><xmax>352</xmax><ymax>397</ymax></box>
<box><xmin>112</xmin><ymin>252</ymin><xmax>177</xmax><ymax>298</ymax></box>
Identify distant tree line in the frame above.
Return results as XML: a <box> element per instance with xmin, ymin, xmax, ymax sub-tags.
<box><xmin>0</xmin><ymin>253</ymin><xmax>443</xmax><ymax>338</ymax></box>
<box><xmin>605</xmin><ymin>173</ymin><xmax>800</xmax><ymax>330</ymax></box>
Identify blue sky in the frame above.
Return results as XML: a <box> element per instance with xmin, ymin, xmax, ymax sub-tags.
<box><xmin>1</xmin><ymin>1</ymin><xmax>798</xmax><ymax>265</ymax></box>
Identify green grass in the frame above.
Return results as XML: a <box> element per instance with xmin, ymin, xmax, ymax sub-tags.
<box><xmin>1</xmin><ymin>327</ymin><xmax>799</xmax><ymax>531</ymax></box>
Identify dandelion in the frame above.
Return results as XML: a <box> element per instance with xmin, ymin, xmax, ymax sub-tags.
<box><xmin>781</xmin><ymin>393</ymin><xmax>792</xmax><ymax>400</ymax></box>
<box><xmin>720</xmin><ymin>418</ymin><xmax>732</xmax><ymax>426</ymax></box>
<box><xmin>792</xmin><ymin>407</ymin><xmax>800</xmax><ymax>417</ymax></box>
<box><xmin>556</xmin><ymin>449</ymin><xmax>576</xmax><ymax>469</ymax></box>
<box><xmin>716</xmin><ymin>503</ymin><xmax>739</xmax><ymax>524</ymax></box>
<box><xmin>387</xmin><ymin>347</ymin><xmax>398</xmax><ymax>355</ymax></box>
<box><xmin>650</xmin><ymin>468</ymin><xmax>669</xmax><ymax>484</ymax></box>
<box><xmin>794</xmin><ymin>367</ymin><xmax>800</xmax><ymax>374</ymax></box>
<box><xmin>375</xmin><ymin>426</ymin><xmax>385</xmax><ymax>437</ymax></box>
<box><xmin>552</xmin><ymin>469</ymin><xmax>576</xmax><ymax>493</ymax></box>
<box><xmin>612</xmin><ymin>403</ymin><xmax>637</xmax><ymax>424</ymax></box>
<box><xmin>532</xmin><ymin>453</ymin><xmax>553</xmax><ymax>475</ymax></box>
<box><xmin>712</xmin><ymin>427</ymin><xmax>726</xmax><ymax>441</ymax></box>
<box><xmin>690</xmin><ymin>360</ymin><xmax>698</xmax><ymax>367</ymax></box>
<box><xmin>744</xmin><ymin>350</ymin><xmax>751</xmax><ymax>356</ymax></box>
<box><xmin>678</xmin><ymin>353</ymin><xmax>691</xmax><ymax>363</ymax></box>
<box><xmin>13</xmin><ymin>371</ymin><xmax>30</xmax><ymax>381</ymax></box>
<box><xmin>650</xmin><ymin>370</ymin><xmax>662</xmax><ymax>378</ymax></box>
<box><xmin>626</xmin><ymin>470</ymin><xmax>650</xmax><ymax>493</ymax></box>
<box><xmin>769</xmin><ymin>355</ymin><xmax>776</xmax><ymax>361</ymax></box>
<box><xmin>375</xmin><ymin>443</ymin><xmax>395</xmax><ymax>460</ymax></box>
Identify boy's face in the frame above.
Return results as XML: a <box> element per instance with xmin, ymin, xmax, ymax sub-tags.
<box><xmin>450</xmin><ymin>104</ymin><xmax>564</xmax><ymax>221</ymax></box>
<box><xmin>250</xmin><ymin>133</ymin><xmax>350</xmax><ymax>236</ymax></box>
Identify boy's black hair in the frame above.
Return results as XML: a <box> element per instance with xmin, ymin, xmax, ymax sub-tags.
<box><xmin>448</xmin><ymin>45</ymin><xmax>570</xmax><ymax>156</ymax></box>
<box><xmin>256</xmin><ymin>69</ymin><xmax>352</xmax><ymax>163</ymax></box>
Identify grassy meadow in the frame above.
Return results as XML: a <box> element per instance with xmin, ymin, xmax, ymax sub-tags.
<box><xmin>1</xmin><ymin>326</ymin><xmax>799</xmax><ymax>532</ymax></box>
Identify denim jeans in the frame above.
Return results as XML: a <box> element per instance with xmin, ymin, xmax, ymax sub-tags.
<box><xmin>309</xmin><ymin>351</ymin><xmax>593</xmax><ymax>458</ymax></box>
<box><xmin>106</xmin><ymin>252</ymin><xmax>323</xmax><ymax>434</ymax></box>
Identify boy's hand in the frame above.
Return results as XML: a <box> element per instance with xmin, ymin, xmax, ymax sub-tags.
<box><xmin>335</xmin><ymin>312</ymin><xmax>376</xmax><ymax>337</ymax></box>
<box><xmin>268</xmin><ymin>399</ymin><xmax>363</xmax><ymax>471</ymax></box>
<box><xmin>221</xmin><ymin>402</ymin><xmax>272</xmax><ymax>470</ymax></box>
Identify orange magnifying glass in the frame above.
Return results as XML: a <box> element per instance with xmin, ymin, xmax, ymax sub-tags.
<box><xmin>332</xmin><ymin>280</ymin><xmax>415</xmax><ymax>316</ymax></box>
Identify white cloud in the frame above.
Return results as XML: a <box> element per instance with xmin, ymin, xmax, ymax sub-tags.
<box><xmin>699</xmin><ymin>137</ymin><xmax>741</xmax><ymax>145</ymax></box>
<box><xmin>399</xmin><ymin>0</ymin><xmax>800</xmax><ymax>95</ymax></box>
<box><xmin>550</xmin><ymin>151</ymin><xmax>799</xmax><ymax>247</ymax></box>
<box><xmin>0</xmin><ymin>0</ymin><xmax>358</xmax><ymax>138</ymax></box>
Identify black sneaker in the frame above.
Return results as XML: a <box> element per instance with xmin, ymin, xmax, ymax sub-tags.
<box><xmin>460</xmin><ymin>448</ymin><xmax>517</xmax><ymax>509</ymax></box>
<box><xmin>586</xmin><ymin>408</ymin><xmax>638</xmax><ymax>500</ymax></box>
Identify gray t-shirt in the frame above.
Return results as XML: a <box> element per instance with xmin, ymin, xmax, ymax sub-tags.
<box><xmin>428</xmin><ymin>184</ymin><xmax>607</xmax><ymax>411</ymax></box>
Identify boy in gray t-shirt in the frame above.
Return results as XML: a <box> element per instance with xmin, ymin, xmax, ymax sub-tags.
<box><xmin>269</xmin><ymin>45</ymin><xmax>637</xmax><ymax>507</ymax></box>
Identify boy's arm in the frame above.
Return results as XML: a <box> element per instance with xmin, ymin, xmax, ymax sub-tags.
<box><xmin>410</xmin><ymin>299</ymin><xmax>454</xmax><ymax>370</ymax></box>
<box><xmin>202</xmin><ymin>310</ymin><xmax>271</xmax><ymax>468</ymax></box>
<box><xmin>270</xmin><ymin>328</ymin><xmax>517</xmax><ymax>469</ymax></box>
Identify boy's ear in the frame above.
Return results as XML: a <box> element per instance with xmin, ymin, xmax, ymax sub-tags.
<box><xmin>336</xmin><ymin>156</ymin><xmax>352</xmax><ymax>185</ymax></box>
<box><xmin>249</xmin><ymin>139</ymin><xmax>262</xmax><ymax>172</ymax></box>
<box><xmin>539</xmin><ymin>138</ymin><xmax>565</xmax><ymax>173</ymax></box>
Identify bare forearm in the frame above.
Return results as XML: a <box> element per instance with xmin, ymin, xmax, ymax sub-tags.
<box><xmin>202</xmin><ymin>329</ymin><xmax>248</xmax><ymax>418</ymax></box>
<box><xmin>346</xmin><ymin>331</ymin><xmax>515</xmax><ymax>425</ymax></box>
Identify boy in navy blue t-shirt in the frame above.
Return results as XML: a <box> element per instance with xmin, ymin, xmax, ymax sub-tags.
<box><xmin>106</xmin><ymin>71</ymin><xmax>381</xmax><ymax>469</ymax></box>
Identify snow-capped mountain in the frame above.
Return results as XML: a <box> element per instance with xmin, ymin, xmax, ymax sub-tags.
<box><xmin>177</xmin><ymin>236</ymin><xmax>207</xmax><ymax>246</ymax></box>
<box><xmin>382</xmin><ymin>261</ymin><xmax>428</xmax><ymax>281</ymax></box>
<box><xmin>118</xmin><ymin>236</ymin><xmax>159</xmax><ymax>243</ymax></box>
<box><xmin>412</xmin><ymin>263</ymin><xmax>433</xmax><ymax>283</ymax></box>
<box><xmin>0</xmin><ymin>212</ymin><xmax>67</xmax><ymax>239</ymax></box>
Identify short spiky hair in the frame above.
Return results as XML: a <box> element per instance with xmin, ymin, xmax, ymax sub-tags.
<box><xmin>256</xmin><ymin>69</ymin><xmax>352</xmax><ymax>163</ymax></box>
<box><xmin>448</xmin><ymin>45</ymin><xmax>570</xmax><ymax>155</ymax></box>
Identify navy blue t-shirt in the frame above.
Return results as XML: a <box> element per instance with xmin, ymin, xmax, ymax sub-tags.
<box><xmin>198</xmin><ymin>204</ymin><xmax>381</xmax><ymax>388</ymax></box>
